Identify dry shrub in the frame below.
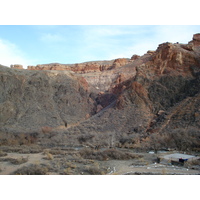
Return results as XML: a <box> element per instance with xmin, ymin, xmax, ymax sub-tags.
<box><xmin>48</xmin><ymin>149</ymin><xmax>65</xmax><ymax>155</ymax></box>
<box><xmin>84</xmin><ymin>166</ymin><xmax>105</xmax><ymax>175</ymax></box>
<box><xmin>0</xmin><ymin>132</ymin><xmax>38</xmax><ymax>146</ymax></box>
<box><xmin>0</xmin><ymin>150</ymin><xmax>7</xmax><ymax>157</ymax></box>
<box><xmin>11</xmin><ymin>157</ymin><xmax>28</xmax><ymax>165</ymax></box>
<box><xmin>185</xmin><ymin>158</ymin><xmax>200</xmax><ymax>167</ymax></box>
<box><xmin>83</xmin><ymin>162</ymin><xmax>107</xmax><ymax>175</ymax></box>
<box><xmin>78</xmin><ymin>134</ymin><xmax>94</xmax><ymax>143</ymax></box>
<box><xmin>65</xmin><ymin>161</ymin><xmax>76</xmax><ymax>169</ymax></box>
<box><xmin>79</xmin><ymin>148</ymin><xmax>142</xmax><ymax>161</ymax></box>
<box><xmin>43</xmin><ymin>151</ymin><xmax>53</xmax><ymax>160</ymax></box>
<box><xmin>61</xmin><ymin>167</ymin><xmax>72</xmax><ymax>175</ymax></box>
<box><xmin>18</xmin><ymin>145</ymin><xmax>43</xmax><ymax>154</ymax></box>
<box><xmin>12</xmin><ymin>164</ymin><xmax>50</xmax><ymax>175</ymax></box>
<box><xmin>0</xmin><ymin>157</ymin><xmax>28</xmax><ymax>165</ymax></box>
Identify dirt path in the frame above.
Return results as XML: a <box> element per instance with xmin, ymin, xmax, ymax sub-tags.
<box><xmin>0</xmin><ymin>153</ymin><xmax>44</xmax><ymax>175</ymax></box>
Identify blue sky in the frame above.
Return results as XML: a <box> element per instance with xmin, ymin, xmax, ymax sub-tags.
<box><xmin>0</xmin><ymin>25</ymin><xmax>200</xmax><ymax>68</ymax></box>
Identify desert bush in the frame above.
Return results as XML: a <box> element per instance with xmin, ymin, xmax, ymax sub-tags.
<box><xmin>168</xmin><ymin>128</ymin><xmax>200</xmax><ymax>151</ymax></box>
<box><xmin>103</xmin><ymin>149</ymin><xmax>141</xmax><ymax>160</ymax></box>
<box><xmin>18</xmin><ymin>145</ymin><xmax>43</xmax><ymax>154</ymax></box>
<box><xmin>10</xmin><ymin>157</ymin><xmax>28</xmax><ymax>165</ymax></box>
<box><xmin>0</xmin><ymin>150</ymin><xmax>7</xmax><ymax>157</ymax></box>
<box><xmin>61</xmin><ymin>167</ymin><xmax>73</xmax><ymax>175</ymax></box>
<box><xmin>84</xmin><ymin>166</ymin><xmax>105</xmax><ymax>175</ymax></box>
<box><xmin>48</xmin><ymin>149</ymin><xmax>65</xmax><ymax>155</ymax></box>
<box><xmin>43</xmin><ymin>150</ymin><xmax>53</xmax><ymax>160</ymax></box>
<box><xmin>185</xmin><ymin>158</ymin><xmax>200</xmax><ymax>167</ymax></box>
<box><xmin>140</xmin><ymin>127</ymin><xmax>200</xmax><ymax>152</ymax></box>
<box><xmin>12</xmin><ymin>164</ymin><xmax>50</xmax><ymax>175</ymax></box>
<box><xmin>0</xmin><ymin>157</ymin><xmax>28</xmax><ymax>165</ymax></box>
<box><xmin>65</xmin><ymin>161</ymin><xmax>76</xmax><ymax>169</ymax></box>
<box><xmin>0</xmin><ymin>132</ymin><xmax>38</xmax><ymax>146</ymax></box>
<box><xmin>78</xmin><ymin>134</ymin><xmax>94</xmax><ymax>143</ymax></box>
<box><xmin>79</xmin><ymin>148</ymin><xmax>142</xmax><ymax>161</ymax></box>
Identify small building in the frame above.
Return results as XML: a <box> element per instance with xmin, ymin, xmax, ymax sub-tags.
<box><xmin>157</xmin><ymin>153</ymin><xmax>198</xmax><ymax>166</ymax></box>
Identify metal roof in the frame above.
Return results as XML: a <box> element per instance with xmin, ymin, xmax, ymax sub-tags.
<box><xmin>162</xmin><ymin>153</ymin><xmax>195</xmax><ymax>160</ymax></box>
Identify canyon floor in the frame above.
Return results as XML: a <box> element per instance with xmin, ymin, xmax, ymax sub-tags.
<box><xmin>0</xmin><ymin>145</ymin><xmax>199</xmax><ymax>175</ymax></box>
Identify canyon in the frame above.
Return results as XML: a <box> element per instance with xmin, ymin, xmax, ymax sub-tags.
<box><xmin>0</xmin><ymin>34</ymin><xmax>200</xmax><ymax>151</ymax></box>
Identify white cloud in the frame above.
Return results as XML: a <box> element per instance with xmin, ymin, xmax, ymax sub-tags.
<box><xmin>85</xmin><ymin>25</ymin><xmax>200</xmax><ymax>59</ymax></box>
<box><xmin>0</xmin><ymin>39</ymin><xmax>31</xmax><ymax>68</ymax></box>
<box><xmin>154</xmin><ymin>25</ymin><xmax>200</xmax><ymax>44</ymax></box>
<box><xmin>40</xmin><ymin>33</ymin><xmax>66</xmax><ymax>42</ymax></box>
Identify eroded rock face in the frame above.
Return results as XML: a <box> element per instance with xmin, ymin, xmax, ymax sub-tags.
<box><xmin>192</xmin><ymin>33</ymin><xmax>200</xmax><ymax>47</ymax></box>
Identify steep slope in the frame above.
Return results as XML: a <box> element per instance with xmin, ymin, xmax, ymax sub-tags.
<box><xmin>0</xmin><ymin>66</ymin><xmax>95</xmax><ymax>134</ymax></box>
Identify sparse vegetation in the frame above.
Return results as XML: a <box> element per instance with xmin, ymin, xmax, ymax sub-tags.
<box><xmin>43</xmin><ymin>150</ymin><xmax>54</xmax><ymax>160</ymax></box>
<box><xmin>0</xmin><ymin>150</ymin><xmax>7</xmax><ymax>157</ymax></box>
<box><xmin>0</xmin><ymin>156</ymin><xmax>28</xmax><ymax>165</ymax></box>
<box><xmin>84</xmin><ymin>165</ymin><xmax>105</xmax><ymax>175</ymax></box>
<box><xmin>12</xmin><ymin>164</ymin><xmax>50</xmax><ymax>175</ymax></box>
<box><xmin>79</xmin><ymin>148</ymin><xmax>142</xmax><ymax>161</ymax></box>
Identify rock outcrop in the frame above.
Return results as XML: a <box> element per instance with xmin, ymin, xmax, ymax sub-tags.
<box><xmin>10</xmin><ymin>64</ymin><xmax>23</xmax><ymax>69</ymax></box>
<box><xmin>192</xmin><ymin>33</ymin><xmax>200</xmax><ymax>47</ymax></box>
<box><xmin>27</xmin><ymin>58</ymin><xmax>131</xmax><ymax>73</ymax></box>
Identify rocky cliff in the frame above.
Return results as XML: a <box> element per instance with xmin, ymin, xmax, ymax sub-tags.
<box><xmin>1</xmin><ymin>34</ymin><xmax>200</xmax><ymax>150</ymax></box>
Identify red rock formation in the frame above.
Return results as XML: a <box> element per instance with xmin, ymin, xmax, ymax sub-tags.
<box><xmin>131</xmin><ymin>54</ymin><xmax>140</xmax><ymax>60</ymax></box>
<box><xmin>112</xmin><ymin>58</ymin><xmax>130</xmax><ymax>69</ymax></box>
<box><xmin>10</xmin><ymin>64</ymin><xmax>23</xmax><ymax>69</ymax></box>
<box><xmin>192</xmin><ymin>33</ymin><xmax>200</xmax><ymax>47</ymax></box>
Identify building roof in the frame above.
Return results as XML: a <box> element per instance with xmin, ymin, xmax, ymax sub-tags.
<box><xmin>162</xmin><ymin>153</ymin><xmax>195</xmax><ymax>160</ymax></box>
